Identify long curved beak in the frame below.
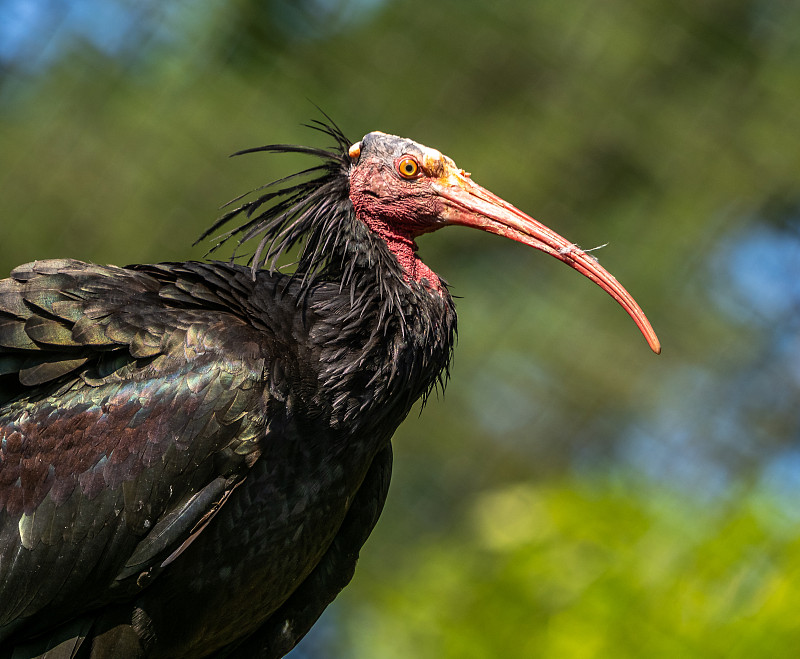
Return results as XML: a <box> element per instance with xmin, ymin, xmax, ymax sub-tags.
<box><xmin>433</xmin><ymin>172</ymin><xmax>661</xmax><ymax>354</ymax></box>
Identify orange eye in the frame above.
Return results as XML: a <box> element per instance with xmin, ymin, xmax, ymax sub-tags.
<box><xmin>397</xmin><ymin>156</ymin><xmax>420</xmax><ymax>179</ymax></box>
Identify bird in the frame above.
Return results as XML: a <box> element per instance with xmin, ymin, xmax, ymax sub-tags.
<box><xmin>0</xmin><ymin>119</ymin><xmax>660</xmax><ymax>659</ymax></box>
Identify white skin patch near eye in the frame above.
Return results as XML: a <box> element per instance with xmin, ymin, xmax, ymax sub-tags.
<box><xmin>419</xmin><ymin>146</ymin><xmax>456</xmax><ymax>176</ymax></box>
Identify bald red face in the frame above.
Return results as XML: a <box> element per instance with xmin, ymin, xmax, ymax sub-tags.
<box><xmin>348</xmin><ymin>132</ymin><xmax>451</xmax><ymax>240</ymax></box>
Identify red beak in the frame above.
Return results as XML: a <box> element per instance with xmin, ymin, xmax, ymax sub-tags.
<box><xmin>433</xmin><ymin>174</ymin><xmax>661</xmax><ymax>354</ymax></box>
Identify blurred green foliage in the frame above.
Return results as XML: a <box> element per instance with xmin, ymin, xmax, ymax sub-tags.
<box><xmin>2</xmin><ymin>0</ymin><xmax>800</xmax><ymax>656</ymax></box>
<box><xmin>340</xmin><ymin>477</ymin><xmax>800</xmax><ymax>658</ymax></box>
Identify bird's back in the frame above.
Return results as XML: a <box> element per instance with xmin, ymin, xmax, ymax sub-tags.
<box><xmin>0</xmin><ymin>258</ymin><xmax>425</xmax><ymax>656</ymax></box>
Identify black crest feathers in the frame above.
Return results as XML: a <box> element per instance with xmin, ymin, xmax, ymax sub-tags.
<box><xmin>198</xmin><ymin>118</ymin><xmax>355</xmax><ymax>284</ymax></box>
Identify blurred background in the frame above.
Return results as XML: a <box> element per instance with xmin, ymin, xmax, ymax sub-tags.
<box><xmin>2</xmin><ymin>0</ymin><xmax>800</xmax><ymax>656</ymax></box>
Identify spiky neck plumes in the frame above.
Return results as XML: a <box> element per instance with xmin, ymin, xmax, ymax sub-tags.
<box><xmin>198</xmin><ymin>120</ymin><xmax>360</xmax><ymax>285</ymax></box>
<box><xmin>200</xmin><ymin>121</ymin><xmax>445</xmax><ymax>296</ymax></box>
<box><xmin>200</xmin><ymin>119</ymin><xmax>457</xmax><ymax>417</ymax></box>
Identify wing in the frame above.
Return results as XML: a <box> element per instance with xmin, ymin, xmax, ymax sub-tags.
<box><xmin>0</xmin><ymin>260</ymin><xmax>272</xmax><ymax>644</ymax></box>
<box><xmin>220</xmin><ymin>442</ymin><xmax>393</xmax><ymax>659</ymax></box>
